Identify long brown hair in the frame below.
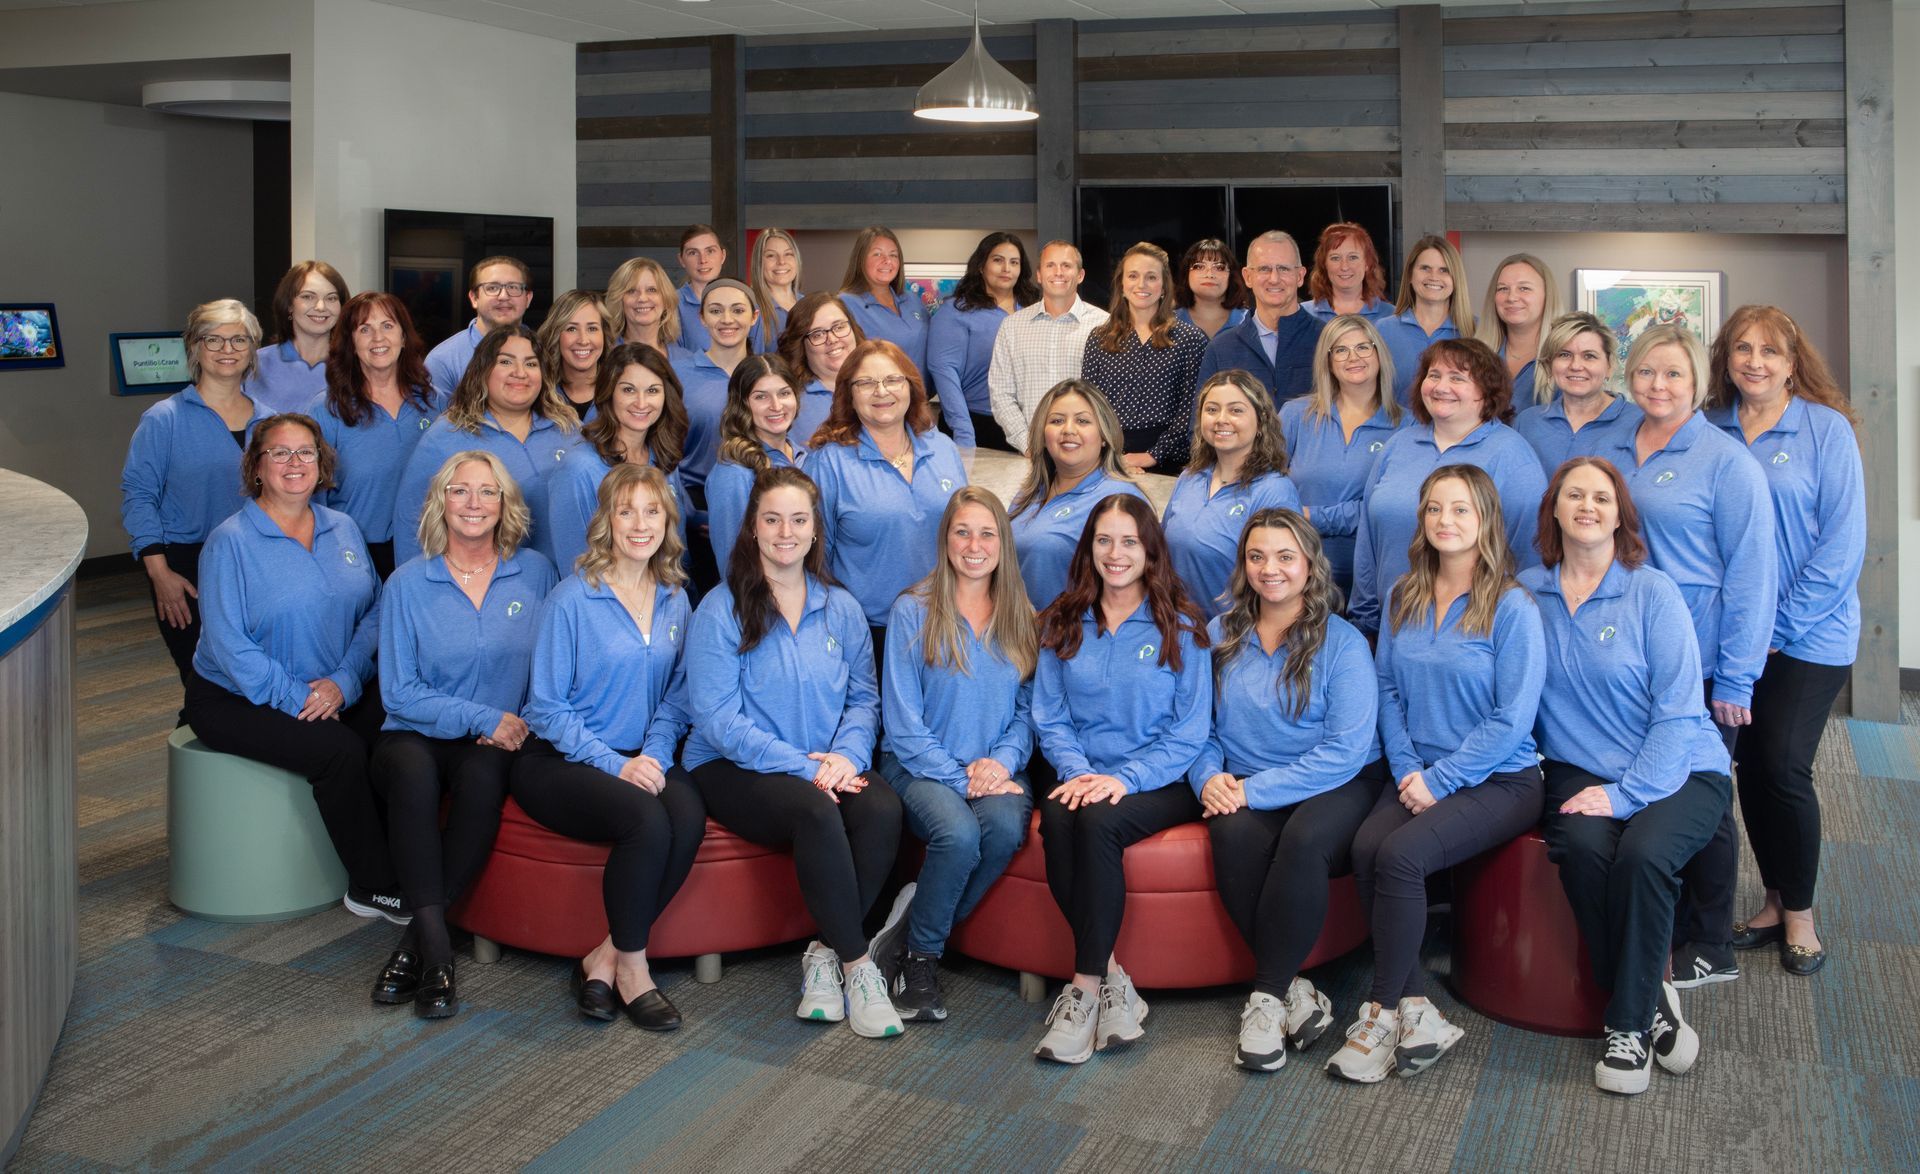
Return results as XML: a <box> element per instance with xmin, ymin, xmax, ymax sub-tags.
<box><xmin>1536</xmin><ymin>456</ymin><xmax>1648</xmax><ymax>570</ymax></box>
<box><xmin>839</xmin><ymin>226</ymin><xmax>907</xmax><ymax>296</ymax></box>
<box><xmin>1387</xmin><ymin>464</ymin><xmax>1517</xmax><ymax>639</ymax></box>
<box><xmin>727</xmin><ymin>466</ymin><xmax>837</xmax><ymax>653</ymax></box>
<box><xmin>267</xmin><ymin>260</ymin><xmax>349</xmax><ymax>345</ymax></box>
<box><xmin>535</xmin><ymin>289</ymin><xmax>617</xmax><ymax>406</ymax></box>
<box><xmin>1306</xmin><ymin>314</ymin><xmax>1400</xmax><ymax>426</ymax></box>
<box><xmin>1093</xmin><ymin>241</ymin><xmax>1178</xmax><ymax>352</ymax></box>
<box><xmin>445</xmin><ymin>325</ymin><xmax>578</xmax><ymax>436</ymax></box>
<box><xmin>1392</xmin><ymin>234</ymin><xmax>1475</xmax><ymax>330</ymax></box>
<box><xmin>719</xmin><ymin>354</ymin><xmax>803</xmax><ymax>472</ymax></box>
<box><xmin>809</xmin><ymin>338</ymin><xmax>936</xmax><ymax>447</ymax></box>
<box><xmin>324</xmin><ymin>292</ymin><xmax>436</xmax><ymax>427</ymax></box>
<box><xmin>1308</xmin><ymin>223</ymin><xmax>1386</xmax><ymax>306</ymax></box>
<box><xmin>580</xmin><ymin>343</ymin><xmax>688</xmax><ymax>472</ymax></box>
<box><xmin>912</xmin><ymin>487</ymin><xmax>1038</xmax><ymax>679</ymax></box>
<box><xmin>1008</xmin><ymin>379</ymin><xmax>1136</xmax><ymax>517</ymax></box>
<box><xmin>1707</xmin><ymin>303</ymin><xmax>1856</xmax><ymax>425</ymax></box>
<box><xmin>1183</xmin><ymin>370</ymin><xmax>1290</xmax><ymax>483</ymax></box>
<box><xmin>951</xmin><ymin>232</ymin><xmax>1039</xmax><ymax>312</ymax></box>
<box><xmin>577</xmin><ymin>463</ymin><xmax>688</xmax><ymax>587</ymax></box>
<box><xmin>1038</xmin><ymin>494</ymin><xmax>1208</xmax><ymax>670</ymax></box>
<box><xmin>1212</xmin><ymin>508</ymin><xmax>1341</xmax><ymax>720</ymax></box>
<box><xmin>777</xmin><ymin>291</ymin><xmax>867</xmax><ymax>385</ymax></box>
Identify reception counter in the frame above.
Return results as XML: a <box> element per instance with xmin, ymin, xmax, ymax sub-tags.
<box><xmin>0</xmin><ymin>470</ymin><xmax>85</xmax><ymax>1163</ymax></box>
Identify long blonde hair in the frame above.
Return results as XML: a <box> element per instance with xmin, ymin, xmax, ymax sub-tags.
<box><xmin>417</xmin><ymin>450</ymin><xmax>532</xmax><ymax>559</ymax></box>
<box><xmin>576</xmin><ymin>463</ymin><xmax>688</xmax><ymax>587</ymax></box>
<box><xmin>749</xmin><ymin>228</ymin><xmax>802</xmax><ymax>352</ymax></box>
<box><xmin>605</xmin><ymin>256</ymin><xmax>682</xmax><ymax>349</ymax></box>
<box><xmin>1476</xmin><ymin>253</ymin><xmax>1561</xmax><ymax>360</ymax></box>
<box><xmin>912</xmin><ymin>487</ymin><xmax>1038</xmax><ymax>679</ymax></box>
<box><xmin>1212</xmin><ymin>508</ymin><xmax>1341</xmax><ymax>720</ymax></box>
<box><xmin>1009</xmin><ymin>379</ymin><xmax>1137</xmax><ymax>517</ymax></box>
<box><xmin>1306</xmin><ymin>315</ymin><xmax>1400</xmax><ymax>426</ymax></box>
<box><xmin>1387</xmin><ymin>464</ymin><xmax>1516</xmax><ymax>639</ymax></box>
<box><xmin>1392</xmin><ymin>235</ymin><xmax>1475</xmax><ymax>333</ymax></box>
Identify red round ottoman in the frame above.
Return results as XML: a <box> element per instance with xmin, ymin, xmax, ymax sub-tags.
<box><xmin>1451</xmin><ymin>829</ymin><xmax>1609</xmax><ymax>1037</ymax></box>
<box><xmin>450</xmin><ymin>798</ymin><xmax>814</xmax><ymax>981</ymax></box>
<box><xmin>945</xmin><ymin>813</ymin><xmax>1367</xmax><ymax>998</ymax></box>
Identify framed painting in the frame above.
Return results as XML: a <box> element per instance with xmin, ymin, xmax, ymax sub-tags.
<box><xmin>0</xmin><ymin>304</ymin><xmax>64</xmax><ymax>371</ymax></box>
<box><xmin>1574</xmin><ymin>270</ymin><xmax>1725</xmax><ymax>386</ymax></box>
<box><xmin>904</xmin><ymin>264</ymin><xmax>967</xmax><ymax>317</ymax></box>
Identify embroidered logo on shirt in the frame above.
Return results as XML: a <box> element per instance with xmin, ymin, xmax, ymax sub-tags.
<box><xmin>1369</xmin><ymin>441</ymin><xmax>1385</xmax><ymax>453</ymax></box>
<box><xmin>1137</xmin><ymin>643</ymin><xmax>1156</xmax><ymax>661</ymax></box>
<box><xmin>1052</xmin><ymin>504</ymin><xmax>1074</xmax><ymax>520</ymax></box>
<box><xmin>940</xmin><ymin>478</ymin><xmax>953</xmax><ymax>492</ymax></box>
<box><xmin>1597</xmin><ymin>625</ymin><xmax>1617</xmax><ymax>642</ymax></box>
<box><xmin>507</xmin><ymin>601</ymin><xmax>523</xmax><ymax>617</ymax></box>
<box><xmin>826</xmin><ymin>635</ymin><xmax>839</xmax><ymax>653</ymax></box>
<box><xmin>668</xmin><ymin>623</ymin><xmax>679</xmax><ymax>643</ymax></box>
<box><xmin>555</xmin><ymin>449</ymin><xmax>567</xmax><ymax>461</ymax></box>
<box><xmin>1771</xmin><ymin>451</ymin><xmax>1791</xmax><ymax>465</ymax></box>
<box><xmin>419</xmin><ymin>419</ymin><xmax>431</xmax><ymax>431</ymax></box>
<box><xmin>1654</xmin><ymin>470</ymin><xmax>1676</xmax><ymax>485</ymax></box>
<box><xmin>343</xmin><ymin>550</ymin><xmax>357</xmax><ymax>565</ymax></box>
<box><xmin>1229</xmin><ymin>503</ymin><xmax>1247</xmax><ymax>517</ymax></box>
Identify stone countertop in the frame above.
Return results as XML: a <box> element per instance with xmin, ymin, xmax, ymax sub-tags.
<box><xmin>0</xmin><ymin>469</ymin><xmax>89</xmax><ymax>635</ymax></box>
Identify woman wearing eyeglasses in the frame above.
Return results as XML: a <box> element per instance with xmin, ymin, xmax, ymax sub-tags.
<box><xmin>806</xmin><ymin>340</ymin><xmax>969</xmax><ymax>658</ymax></box>
<box><xmin>369</xmin><ymin>450</ymin><xmax>556</xmax><ymax>1019</ymax></box>
<box><xmin>248</xmin><ymin>261</ymin><xmax>350</xmax><ymax>413</ymax></box>
<box><xmin>1173</xmin><ymin>239</ymin><xmax>1248</xmax><ymax>341</ymax></box>
<box><xmin>780</xmin><ymin>291</ymin><xmax>868</xmax><ymax>444</ymax></box>
<box><xmin>121</xmin><ymin>298</ymin><xmax>271</xmax><ymax>685</ymax></box>
<box><xmin>183</xmin><ymin>413</ymin><xmax>401</xmax><ymax>928</ymax></box>
<box><xmin>926</xmin><ymin>232</ymin><xmax>1037</xmax><ymax>450</ymax></box>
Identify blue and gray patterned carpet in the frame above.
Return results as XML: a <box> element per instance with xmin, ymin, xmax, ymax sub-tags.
<box><xmin>10</xmin><ymin>573</ymin><xmax>1918</xmax><ymax>1171</ymax></box>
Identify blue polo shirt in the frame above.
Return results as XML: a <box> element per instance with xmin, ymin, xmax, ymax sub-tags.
<box><xmin>425</xmin><ymin>320</ymin><xmax>486</xmax><ymax>399</ymax></box>
<box><xmin>1195</xmin><ymin>309</ymin><xmax>1319</xmax><ymax>405</ymax></box>
<box><xmin>1278</xmin><ymin>396</ymin><xmax>1401</xmax><ymax>591</ymax></box>
<box><xmin>247</xmin><ymin>341</ymin><xmax>328</xmax><ymax>413</ymax></box>
<box><xmin>307</xmin><ymin>387</ymin><xmax>444</xmax><ymax>544</ymax></box>
<box><xmin>668</xmin><ymin>349</ymin><xmax>732</xmax><ymax>498</ymax></box>
<box><xmin>1376</xmin><ymin>309</ymin><xmax>1459</xmax><ymax>405</ymax></box>
<box><xmin>881</xmin><ymin>592</ymin><xmax>1033</xmax><ymax>791</ymax></box>
<box><xmin>925</xmin><ymin>302</ymin><xmax>1013</xmax><ymax>447</ymax></box>
<box><xmin>1189</xmin><ymin>613</ymin><xmax>1379</xmax><ymax>809</ymax></box>
<box><xmin>1376</xmin><ymin>585</ymin><xmax>1544</xmax><ymax>797</ymax></box>
<box><xmin>684</xmin><ymin>578</ymin><xmax>880</xmax><ymax>778</ymax></box>
<box><xmin>840</xmin><ymin>289</ymin><xmax>930</xmax><ymax>372</ymax></box>
<box><xmin>1588</xmin><ymin>412</ymin><xmax>1777</xmax><ymax>706</ymax></box>
<box><xmin>1175</xmin><ymin>306</ymin><xmax>1248</xmax><ymax>335</ymax></box>
<box><xmin>794</xmin><ymin>379</ymin><xmax>837</xmax><ymax>446</ymax></box>
<box><xmin>192</xmin><ymin>501</ymin><xmax>380</xmax><ymax>715</ymax></box>
<box><xmin>1522</xmin><ymin>561</ymin><xmax>1729</xmax><ymax>818</ymax></box>
<box><xmin>1163</xmin><ymin>469</ymin><xmax>1301</xmax><ymax>615</ymax></box>
<box><xmin>542</xmin><ymin>443</ymin><xmax>692</xmax><ymax>577</ymax></box>
<box><xmin>1302</xmin><ymin>297</ymin><xmax>1394</xmax><ymax>325</ymax></box>
<box><xmin>676</xmin><ymin>285</ymin><xmax>711</xmax><ymax>355</ymax></box>
<box><xmin>120</xmin><ymin>385</ymin><xmax>271</xmax><ymax>554</ymax></box>
<box><xmin>706</xmin><ymin>443</ymin><xmax>805</xmax><ymax>574</ymax></box>
<box><xmin>807</xmin><ymin>427</ymin><xmax>969</xmax><ymax>625</ymax></box>
<box><xmin>1512</xmin><ymin>393</ymin><xmax>1642</xmax><ymax>478</ymax></box>
<box><xmin>1348</xmin><ymin>420</ymin><xmax>1548</xmax><ymax>634</ymax></box>
<box><xmin>1033</xmin><ymin>601</ymin><xmax>1211</xmax><ymax>792</ymax></box>
<box><xmin>392</xmin><ymin>412</ymin><xmax>577</xmax><ymax>566</ymax></box>
<box><xmin>1708</xmin><ymin>397</ymin><xmax>1864</xmax><ymax>667</ymax></box>
<box><xmin>527</xmin><ymin>576</ymin><xmax>693</xmax><ymax>776</ymax></box>
<box><xmin>1008</xmin><ymin>469</ymin><xmax>1149</xmax><ymax>611</ymax></box>
<box><xmin>379</xmin><ymin>547</ymin><xmax>556</xmax><ymax>739</ymax></box>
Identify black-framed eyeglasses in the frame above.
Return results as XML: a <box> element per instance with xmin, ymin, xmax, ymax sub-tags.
<box><xmin>476</xmin><ymin>282</ymin><xmax>530</xmax><ymax>298</ymax></box>
<box><xmin>805</xmin><ymin>320</ymin><xmax>853</xmax><ymax>346</ymax></box>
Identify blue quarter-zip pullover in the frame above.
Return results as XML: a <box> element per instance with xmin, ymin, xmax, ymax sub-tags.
<box><xmin>794</xmin><ymin>378</ymin><xmax>836</xmax><ymax>445</ymax></box>
<box><xmin>120</xmin><ymin>385</ymin><xmax>271</xmax><ymax>554</ymax></box>
<box><xmin>1512</xmin><ymin>393</ymin><xmax>1642</xmax><ymax>478</ymax></box>
<box><xmin>1009</xmin><ymin>469</ymin><xmax>1149</xmax><ymax>612</ymax></box>
<box><xmin>307</xmin><ymin>387</ymin><xmax>444</xmax><ymax>544</ymax></box>
<box><xmin>840</xmin><ymin>289</ymin><xmax>930</xmax><ymax>372</ymax></box>
<box><xmin>379</xmin><ymin>548</ymin><xmax>556</xmax><ymax>738</ymax></box>
<box><xmin>526</xmin><ymin>575</ymin><xmax>694</xmax><ymax>776</ymax></box>
<box><xmin>676</xmin><ymin>285</ymin><xmax>711</xmax><ymax>355</ymax></box>
<box><xmin>1277</xmin><ymin>396</ymin><xmax>1401</xmax><ymax>590</ymax></box>
<box><xmin>668</xmin><ymin>348</ymin><xmax>733</xmax><ymax>498</ymax></box>
<box><xmin>925</xmin><ymin>302</ymin><xmax>1013</xmax><ymax>448</ymax></box>
<box><xmin>543</xmin><ymin>443</ymin><xmax>691</xmax><ymax>576</ymax></box>
<box><xmin>247</xmin><ymin>341</ymin><xmax>328</xmax><ymax>413</ymax></box>
<box><xmin>1376</xmin><ymin>309</ymin><xmax>1458</xmax><ymax>405</ymax></box>
<box><xmin>807</xmin><ymin>427</ymin><xmax>969</xmax><ymax>625</ymax></box>
<box><xmin>881</xmin><ymin>592</ymin><xmax>1033</xmax><ymax>791</ymax></box>
<box><xmin>1162</xmin><ymin>469</ymin><xmax>1302</xmax><ymax>615</ymax></box>
<box><xmin>706</xmin><ymin>444</ymin><xmax>805</xmax><ymax>574</ymax></box>
<box><xmin>425</xmin><ymin>320</ymin><xmax>485</xmax><ymax>399</ymax></box>
<box><xmin>1302</xmin><ymin>297</ymin><xmax>1394</xmax><ymax>325</ymax></box>
<box><xmin>392</xmin><ymin>411</ymin><xmax>576</xmax><ymax>565</ymax></box>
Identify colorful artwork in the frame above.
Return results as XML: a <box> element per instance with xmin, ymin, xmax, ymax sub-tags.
<box><xmin>1574</xmin><ymin>271</ymin><xmax>1724</xmax><ymax>388</ymax></box>
<box><xmin>904</xmin><ymin>264</ymin><xmax>967</xmax><ymax>315</ymax></box>
<box><xmin>0</xmin><ymin>305</ymin><xmax>64</xmax><ymax>370</ymax></box>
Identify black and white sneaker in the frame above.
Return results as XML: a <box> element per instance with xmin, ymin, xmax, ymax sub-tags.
<box><xmin>867</xmin><ymin>882</ymin><xmax>915</xmax><ymax>993</ymax></box>
<box><xmin>344</xmin><ymin>886</ymin><xmax>412</xmax><ymax>926</ymax></box>
<box><xmin>1670</xmin><ymin>942</ymin><xmax>1739</xmax><ymax>989</ymax></box>
<box><xmin>1650</xmin><ymin>981</ymin><xmax>1700</xmax><ymax>1074</ymax></box>
<box><xmin>1595</xmin><ymin>1029</ymin><xmax>1652</xmax><ymax>1095</ymax></box>
<box><xmin>895</xmin><ymin>952</ymin><xmax>947</xmax><ymax>1022</ymax></box>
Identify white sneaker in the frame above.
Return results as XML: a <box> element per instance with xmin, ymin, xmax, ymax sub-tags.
<box><xmin>1096</xmin><ymin>962</ymin><xmax>1148</xmax><ymax>1050</ymax></box>
<box><xmin>1650</xmin><ymin>981</ymin><xmax>1699</xmax><ymax>1075</ymax></box>
<box><xmin>1282</xmin><ymin>976</ymin><xmax>1335</xmax><ymax>1051</ymax></box>
<box><xmin>1326</xmin><ymin>1002</ymin><xmax>1399</xmax><ymax>1083</ymax></box>
<box><xmin>1393</xmin><ymin>998</ymin><xmax>1465</xmax><ymax>1077</ymax></box>
<box><xmin>1236</xmin><ymin>992</ymin><xmax>1288</xmax><ymax>1071</ymax></box>
<box><xmin>1595</xmin><ymin>1029</ymin><xmax>1653</xmax><ymax>1095</ymax></box>
<box><xmin>1034</xmin><ymin>984</ymin><xmax>1098</xmax><ymax>1064</ymax></box>
<box><xmin>844</xmin><ymin>959</ymin><xmax>904</xmax><ymax>1039</ymax></box>
<box><xmin>795</xmin><ymin>941</ymin><xmax>844</xmax><ymax>1022</ymax></box>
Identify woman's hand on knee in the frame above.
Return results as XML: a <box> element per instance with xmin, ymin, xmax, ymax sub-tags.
<box><xmin>1397</xmin><ymin>771</ymin><xmax>1435</xmax><ymax>815</ymax></box>
<box><xmin>807</xmin><ymin>752</ymin><xmax>860</xmax><ymax>796</ymax></box>
<box><xmin>1200</xmin><ymin>773</ymin><xmax>1244</xmax><ymax>817</ymax></box>
<box><xmin>1557</xmin><ymin>785</ymin><xmax>1614</xmax><ymax>818</ymax></box>
<box><xmin>483</xmin><ymin>712</ymin><xmax>529</xmax><ymax>751</ymax></box>
<box><xmin>1049</xmin><ymin>773</ymin><xmax>1125</xmax><ymax>810</ymax></box>
<box><xmin>620</xmin><ymin>754</ymin><xmax>667</xmax><ymax>794</ymax></box>
<box><xmin>965</xmin><ymin>757</ymin><xmax>1017</xmax><ymax>798</ymax></box>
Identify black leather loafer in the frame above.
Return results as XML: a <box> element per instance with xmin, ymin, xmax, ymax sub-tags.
<box><xmin>574</xmin><ymin>962</ymin><xmax>620</xmax><ymax>1022</ymax></box>
<box><xmin>624</xmin><ymin>987</ymin><xmax>682</xmax><ymax>1032</ymax></box>
<box><xmin>1731</xmin><ymin>921</ymin><xmax>1785</xmax><ymax>951</ymax></box>
<box><xmin>415</xmin><ymin>962</ymin><xmax>458</xmax><ymax>1019</ymax></box>
<box><xmin>1781</xmin><ymin>941</ymin><xmax>1828</xmax><ymax>977</ymax></box>
<box><xmin>372</xmin><ymin>949</ymin><xmax>422</xmax><ymax>1005</ymax></box>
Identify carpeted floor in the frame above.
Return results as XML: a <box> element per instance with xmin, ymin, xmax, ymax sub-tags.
<box><xmin>9</xmin><ymin>572</ymin><xmax>1919</xmax><ymax>1172</ymax></box>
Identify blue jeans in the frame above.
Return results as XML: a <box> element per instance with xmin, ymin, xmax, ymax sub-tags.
<box><xmin>880</xmin><ymin>753</ymin><xmax>1033</xmax><ymax>956</ymax></box>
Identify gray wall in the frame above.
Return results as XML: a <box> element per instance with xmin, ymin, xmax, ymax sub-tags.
<box><xmin>0</xmin><ymin>92</ymin><xmax>253</xmax><ymax>561</ymax></box>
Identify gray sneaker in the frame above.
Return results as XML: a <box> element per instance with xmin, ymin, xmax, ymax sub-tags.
<box><xmin>1281</xmin><ymin>976</ymin><xmax>1335</xmax><ymax>1051</ymax></box>
<box><xmin>1034</xmin><ymin>984</ymin><xmax>1098</xmax><ymax>1064</ymax></box>
<box><xmin>1096</xmin><ymin>964</ymin><xmax>1148</xmax><ymax>1051</ymax></box>
<box><xmin>795</xmin><ymin>941</ymin><xmax>844</xmax><ymax>1022</ymax></box>
<box><xmin>844</xmin><ymin>959</ymin><xmax>904</xmax><ymax>1039</ymax></box>
<box><xmin>1393</xmin><ymin>998</ymin><xmax>1465</xmax><ymax>1077</ymax></box>
<box><xmin>1236</xmin><ymin>992</ymin><xmax>1287</xmax><ymax>1071</ymax></box>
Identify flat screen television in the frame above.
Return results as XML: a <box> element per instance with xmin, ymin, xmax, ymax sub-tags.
<box><xmin>383</xmin><ymin>209</ymin><xmax>555</xmax><ymax>347</ymax></box>
<box><xmin>110</xmin><ymin>331</ymin><xmax>192</xmax><ymax>396</ymax></box>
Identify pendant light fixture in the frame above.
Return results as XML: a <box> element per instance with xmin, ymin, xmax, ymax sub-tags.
<box><xmin>913</xmin><ymin>1</ymin><xmax>1037</xmax><ymax>124</ymax></box>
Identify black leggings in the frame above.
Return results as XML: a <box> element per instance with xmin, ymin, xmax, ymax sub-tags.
<box><xmin>512</xmin><ymin>740</ymin><xmax>708</xmax><ymax>952</ymax></box>
<box><xmin>1350</xmin><ymin>766</ymin><xmax>1543</xmax><ymax>1004</ymax></box>
<box><xmin>1041</xmin><ymin>782</ymin><xmax>1203</xmax><ymax>976</ymax></box>
<box><xmin>1674</xmin><ymin>679</ymin><xmax>1743</xmax><ymax>950</ymax></box>
<box><xmin>690</xmin><ymin>760</ymin><xmax>902</xmax><ymax>961</ymax></box>
<box><xmin>147</xmin><ymin>542</ymin><xmax>203</xmax><ymax>687</ymax></box>
<box><xmin>369</xmin><ymin>731</ymin><xmax>513</xmax><ymax>911</ymax></box>
<box><xmin>1737</xmin><ymin>652</ymin><xmax>1848</xmax><ymax>911</ymax></box>
<box><xmin>1207</xmin><ymin>761</ymin><xmax>1387</xmax><ymax>997</ymax></box>
<box><xmin>182</xmin><ymin>670</ymin><xmax>395</xmax><ymax>894</ymax></box>
<box><xmin>1542</xmin><ymin>762</ymin><xmax>1730</xmax><ymax>1032</ymax></box>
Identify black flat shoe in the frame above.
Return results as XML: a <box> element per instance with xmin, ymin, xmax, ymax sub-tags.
<box><xmin>1731</xmin><ymin>921</ymin><xmax>1785</xmax><ymax>951</ymax></box>
<box><xmin>624</xmin><ymin>987</ymin><xmax>682</xmax><ymax>1032</ymax></box>
<box><xmin>1781</xmin><ymin>941</ymin><xmax>1828</xmax><ymax>976</ymax></box>
<box><xmin>372</xmin><ymin>949</ymin><xmax>422</xmax><ymax>1004</ymax></box>
<box><xmin>574</xmin><ymin>962</ymin><xmax>620</xmax><ymax>1022</ymax></box>
<box><xmin>415</xmin><ymin>962</ymin><xmax>458</xmax><ymax>1019</ymax></box>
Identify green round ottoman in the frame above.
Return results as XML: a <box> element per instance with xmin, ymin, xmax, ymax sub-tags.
<box><xmin>167</xmin><ymin>725</ymin><xmax>348</xmax><ymax>921</ymax></box>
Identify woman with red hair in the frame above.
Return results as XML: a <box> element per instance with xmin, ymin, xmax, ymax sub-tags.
<box><xmin>1302</xmin><ymin>223</ymin><xmax>1391</xmax><ymax>325</ymax></box>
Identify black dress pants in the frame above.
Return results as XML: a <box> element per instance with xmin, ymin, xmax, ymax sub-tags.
<box><xmin>1737</xmin><ymin>652</ymin><xmax>1848</xmax><ymax>910</ymax></box>
<box><xmin>1040</xmin><ymin>782</ymin><xmax>1203</xmax><ymax>976</ymax></box>
<box><xmin>369</xmin><ymin>731</ymin><xmax>513</xmax><ymax>910</ymax></box>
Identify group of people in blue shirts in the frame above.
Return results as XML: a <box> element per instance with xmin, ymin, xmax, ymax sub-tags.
<box><xmin>118</xmin><ymin>225</ymin><xmax>1863</xmax><ymax>1098</ymax></box>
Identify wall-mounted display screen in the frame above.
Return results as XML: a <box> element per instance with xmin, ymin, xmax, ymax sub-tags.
<box><xmin>110</xmin><ymin>332</ymin><xmax>191</xmax><ymax>396</ymax></box>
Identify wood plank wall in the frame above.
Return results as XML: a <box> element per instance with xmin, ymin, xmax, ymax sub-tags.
<box><xmin>1440</xmin><ymin>0</ymin><xmax>1848</xmax><ymax>233</ymax></box>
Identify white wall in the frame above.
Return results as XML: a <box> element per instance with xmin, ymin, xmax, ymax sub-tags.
<box><xmin>303</xmin><ymin>0</ymin><xmax>577</xmax><ymax>295</ymax></box>
<box><xmin>1896</xmin><ymin>5</ymin><xmax>1919</xmax><ymax>668</ymax></box>
<box><xmin>0</xmin><ymin>92</ymin><xmax>253</xmax><ymax>561</ymax></box>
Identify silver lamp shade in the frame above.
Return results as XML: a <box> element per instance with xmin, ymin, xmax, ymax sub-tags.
<box><xmin>913</xmin><ymin>19</ymin><xmax>1037</xmax><ymax>123</ymax></box>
